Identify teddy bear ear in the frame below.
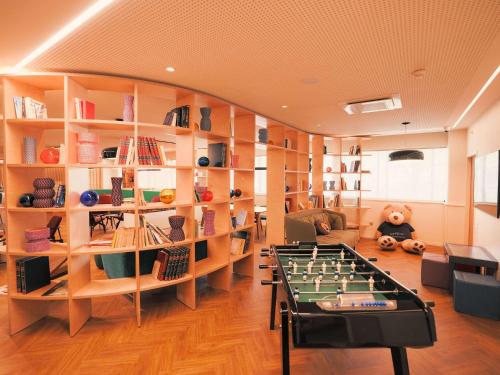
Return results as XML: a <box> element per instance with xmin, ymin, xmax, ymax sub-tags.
<box><xmin>404</xmin><ymin>205</ymin><xmax>412</xmax><ymax>212</ymax></box>
<box><xmin>383</xmin><ymin>204</ymin><xmax>392</xmax><ymax>210</ymax></box>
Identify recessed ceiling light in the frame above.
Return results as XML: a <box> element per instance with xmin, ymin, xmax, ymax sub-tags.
<box><xmin>411</xmin><ymin>69</ymin><xmax>426</xmax><ymax>78</ymax></box>
<box><xmin>11</xmin><ymin>0</ymin><xmax>114</xmax><ymax>72</ymax></box>
<box><xmin>450</xmin><ymin>65</ymin><xmax>500</xmax><ymax>129</ymax></box>
<box><xmin>281</xmin><ymin>105</ymin><xmax>288</xmax><ymax>109</ymax></box>
<box><xmin>166</xmin><ymin>66</ymin><xmax>175</xmax><ymax>72</ymax></box>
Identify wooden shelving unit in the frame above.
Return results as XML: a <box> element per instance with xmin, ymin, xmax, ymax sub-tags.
<box><xmin>1</xmin><ymin>73</ymin><xmax>257</xmax><ymax>336</ymax></box>
<box><xmin>311</xmin><ymin>135</ymin><xmax>371</xmax><ymax>229</ymax></box>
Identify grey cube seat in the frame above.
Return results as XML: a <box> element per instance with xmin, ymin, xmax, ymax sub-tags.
<box><xmin>421</xmin><ymin>252</ymin><xmax>450</xmax><ymax>289</ymax></box>
<box><xmin>453</xmin><ymin>270</ymin><xmax>500</xmax><ymax>320</ymax></box>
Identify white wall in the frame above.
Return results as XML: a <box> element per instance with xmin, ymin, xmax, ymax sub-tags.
<box><xmin>467</xmin><ymin>100</ymin><xmax>500</xmax><ymax>263</ymax></box>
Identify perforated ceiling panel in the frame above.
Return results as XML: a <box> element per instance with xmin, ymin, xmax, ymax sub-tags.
<box><xmin>18</xmin><ymin>0</ymin><xmax>500</xmax><ymax>135</ymax></box>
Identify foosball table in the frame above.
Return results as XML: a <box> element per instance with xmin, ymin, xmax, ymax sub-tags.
<box><xmin>260</xmin><ymin>243</ymin><xmax>436</xmax><ymax>375</ymax></box>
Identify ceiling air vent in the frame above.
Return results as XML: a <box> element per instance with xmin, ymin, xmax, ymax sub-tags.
<box><xmin>343</xmin><ymin>95</ymin><xmax>402</xmax><ymax>115</ymax></box>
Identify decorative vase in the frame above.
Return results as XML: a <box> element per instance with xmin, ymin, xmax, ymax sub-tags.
<box><xmin>258</xmin><ymin>128</ymin><xmax>268</xmax><ymax>143</ymax></box>
<box><xmin>32</xmin><ymin>178</ymin><xmax>55</xmax><ymax>208</ymax></box>
<box><xmin>80</xmin><ymin>190</ymin><xmax>99</xmax><ymax>207</ymax></box>
<box><xmin>23</xmin><ymin>136</ymin><xmax>36</xmax><ymax>164</ymax></box>
<box><xmin>159</xmin><ymin>188</ymin><xmax>176</xmax><ymax>204</ymax></box>
<box><xmin>200</xmin><ymin>107</ymin><xmax>212</xmax><ymax>131</ymax></box>
<box><xmin>168</xmin><ymin>215</ymin><xmax>185</xmax><ymax>241</ymax></box>
<box><xmin>198</xmin><ymin>156</ymin><xmax>210</xmax><ymax>167</ymax></box>
<box><xmin>111</xmin><ymin>177</ymin><xmax>123</xmax><ymax>206</ymax></box>
<box><xmin>203</xmin><ymin>210</ymin><xmax>216</xmax><ymax>236</ymax></box>
<box><xmin>78</xmin><ymin>132</ymin><xmax>99</xmax><ymax>164</ymax></box>
<box><xmin>329</xmin><ymin>181</ymin><xmax>336</xmax><ymax>191</ymax></box>
<box><xmin>123</xmin><ymin>95</ymin><xmax>134</xmax><ymax>122</ymax></box>
<box><xmin>40</xmin><ymin>148</ymin><xmax>60</xmax><ymax>164</ymax></box>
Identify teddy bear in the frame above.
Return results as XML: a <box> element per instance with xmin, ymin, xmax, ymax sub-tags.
<box><xmin>375</xmin><ymin>204</ymin><xmax>425</xmax><ymax>255</ymax></box>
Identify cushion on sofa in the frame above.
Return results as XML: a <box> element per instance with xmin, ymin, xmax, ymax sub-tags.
<box><xmin>317</xmin><ymin>229</ymin><xmax>359</xmax><ymax>248</ymax></box>
<box><xmin>328</xmin><ymin>214</ymin><xmax>343</xmax><ymax>230</ymax></box>
<box><xmin>314</xmin><ymin>219</ymin><xmax>330</xmax><ymax>235</ymax></box>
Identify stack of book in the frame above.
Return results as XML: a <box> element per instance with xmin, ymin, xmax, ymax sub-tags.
<box><xmin>340</xmin><ymin>177</ymin><xmax>347</xmax><ymax>190</ymax></box>
<box><xmin>163</xmin><ymin>106</ymin><xmax>190</xmax><ymax>127</ymax></box>
<box><xmin>115</xmin><ymin>136</ymin><xmax>135</xmax><ymax>165</ymax></box>
<box><xmin>348</xmin><ymin>145</ymin><xmax>361</xmax><ymax>155</ymax></box>
<box><xmin>341</xmin><ymin>162</ymin><xmax>347</xmax><ymax>173</ymax></box>
<box><xmin>74</xmin><ymin>98</ymin><xmax>95</xmax><ymax>119</ymax></box>
<box><xmin>137</xmin><ymin>215</ymin><xmax>174</xmax><ymax>248</ymax></box>
<box><xmin>16</xmin><ymin>256</ymin><xmax>50</xmax><ymax>294</ymax></box>
<box><xmin>151</xmin><ymin>247</ymin><xmax>190</xmax><ymax>280</ymax></box>
<box><xmin>349</xmin><ymin>160</ymin><xmax>361</xmax><ymax>172</ymax></box>
<box><xmin>137</xmin><ymin>136</ymin><xmax>167</xmax><ymax>165</ymax></box>
<box><xmin>353</xmin><ymin>180</ymin><xmax>361</xmax><ymax>190</ymax></box>
<box><xmin>230</xmin><ymin>231</ymin><xmax>251</xmax><ymax>255</ymax></box>
<box><xmin>13</xmin><ymin>96</ymin><xmax>48</xmax><ymax>119</ymax></box>
<box><xmin>111</xmin><ymin>227</ymin><xmax>137</xmax><ymax>248</ymax></box>
<box><xmin>309</xmin><ymin>195</ymin><xmax>320</xmax><ymax>208</ymax></box>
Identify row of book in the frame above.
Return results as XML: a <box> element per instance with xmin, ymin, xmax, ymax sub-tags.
<box><xmin>13</xmin><ymin>96</ymin><xmax>48</xmax><ymax>119</ymax></box>
<box><xmin>341</xmin><ymin>160</ymin><xmax>361</xmax><ymax>173</ymax></box>
<box><xmin>116</xmin><ymin>136</ymin><xmax>135</xmax><ymax>165</ymax></box>
<box><xmin>348</xmin><ymin>145</ymin><xmax>361</xmax><ymax>155</ymax></box>
<box><xmin>74</xmin><ymin>98</ymin><xmax>96</xmax><ymax>120</ymax></box>
<box><xmin>137</xmin><ymin>136</ymin><xmax>167</xmax><ymax>165</ymax></box>
<box><xmin>326</xmin><ymin>193</ymin><xmax>340</xmax><ymax>208</ymax></box>
<box><xmin>138</xmin><ymin>215</ymin><xmax>175</xmax><ymax>248</ymax></box>
<box><xmin>111</xmin><ymin>227</ymin><xmax>137</xmax><ymax>248</ymax></box>
<box><xmin>230</xmin><ymin>231</ymin><xmax>251</xmax><ymax>255</ymax></box>
<box><xmin>163</xmin><ymin>106</ymin><xmax>190</xmax><ymax>127</ymax></box>
<box><xmin>151</xmin><ymin>247</ymin><xmax>190</xmax><ymax>281</ymax></box>
<box><xmin>15</xmin><ymin>256</ymin><xmax>50</xmax><ymax>294</ymax></box>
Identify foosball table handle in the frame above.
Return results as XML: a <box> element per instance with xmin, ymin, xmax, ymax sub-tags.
<box><xmin>261</xmin><ymin>280</ymin><xmax>282</xmax><ymax>285</ymax></box>
<box><xmin>425</xmin><ymin>301</ymin><xmax>436</xmax><ymax>307</ymax></box>
<box><xmin>260</xmin><ymin>248</ymin><xmax>270</xmax><ymax>257</ymax></box>
<box><xmin>368</xmin><ymin>257</ymin><xmax>377</xmax><ymax>262</ymax></box>
<box><xmin>411</xmin><ymin>288</ymin><xmax>418</xmax><ymax>294</ymax></box>
<box><xmin>259</xmin><ymin>264</ymin><xmax>277</xmax><ymax>269</ymax></box>
<box><xmin>385</xmin><ymin>271</ymin><xmax>391</xmax><ymax>275</ymax></box>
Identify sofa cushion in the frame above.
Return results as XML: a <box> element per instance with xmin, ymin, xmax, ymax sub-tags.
<box><xmin>314</xmin><ymin>219</ymin><xmax>330</xmax><ymax>235</ymax></box>
<box><xmin>317</xmin><ymin>230</ymin><xmax>359</xmax><ymax>248</ymax></box>
<box><xmin>328</xmin><ymin>214</ymin><xmax>343</xmax><ymax>230</ymax></box>
<box><xmin>300</xmin><ymin>212</ymin><xmax>331</xmax><ymax>226</ymax></box>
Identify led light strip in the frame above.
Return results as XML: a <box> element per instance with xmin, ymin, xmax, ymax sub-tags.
<box><xmin>11</xmin><ymin>0</ymin><xmax>114</xmax><ymax>72</ymax></box>
<box><xmin>450</xmin><ymin>65</ymin><xmax>500</xmax><ymax>129</ymax></box>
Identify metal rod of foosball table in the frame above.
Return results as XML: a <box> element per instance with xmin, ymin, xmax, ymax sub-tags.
<box><xmin>298</xmin><ymin>290</ymin><xmax>400</xmax><ymax>295</ymax></box>
<box><xmin>280</xmin><ymin>301</ymin><xmax>290</xmax><ymax>375</ymax></box>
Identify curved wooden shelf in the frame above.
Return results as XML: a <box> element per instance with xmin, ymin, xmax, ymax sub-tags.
<box><xmin>230</xmin><ymin>250</ymin><xmax>253</xmax><ymax>263</ymax></box>
<box><xmin>9</xmin><ymin>280</ymin><xmax>68</xmax><ymax>301</ymax></box>
<box><xmin>68</xmin><ymin>119</ymin><xmax>135</xmax><ymax>131</ymax></box>
<box><xmin>7</xmin><ymin>163</ymin><xmax>65</xmax><ymax>168</ymax></box>
<box><xmin>72</xmin><ymin>277</ymin><xmax>137</xmax><ymax>299</ymax></box>
<box><xmin>139</xmin><ymin>273</ymin><xmax>193</xmax><ymax>292</ymax></box>
<box><xmin>195</xmin><ymin>259</ymin><xmax>229</xmax><ymax>278</ymax></box>
<box><xmin>5</xmin><ymin>118</ymin><xmax>65</xmax><ymax>129</ymax></box>
<box><xmin>71</xmin><ymin>245</ymin><xmax>136</xmax><ymax>256</ymax></box>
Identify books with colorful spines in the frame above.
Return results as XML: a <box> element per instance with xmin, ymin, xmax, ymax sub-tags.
<box><xmin>163</xmin><ymin>111</ymin><xmax>174</xmax><ymax>126</ymax></box>
<box><xmin>117</xmin><ymin>137</ymin><xmax>129</xmax><ymax>165</ymax></box>
<box><xmin>81</xmin><ymin>100</ymin><xmax>95</xmax><ymax>120</ymax></box>
<box><xmin>89</xmin><ymin>239</ymin><xmax>112</xmax><ymax>247</ymax></box>
<box><xmin>231</xmin><ymin>231</ymin><xmax>249</xmax><ymax>255</ymax></box>
<box><xmin>149</xmin><ymin>138</ymin><xmax>162</xmax><ymax>165</ymax></box>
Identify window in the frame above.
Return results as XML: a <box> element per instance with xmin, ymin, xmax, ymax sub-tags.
<box><xmin>363</xmin><ymin>148</ymin><xmax>448</xmax><ymax>202</ymax></box>
<box><xmin>255</xmin><ymin>156</ymin><xmax>267</xmax><ymax>195</ymax></box>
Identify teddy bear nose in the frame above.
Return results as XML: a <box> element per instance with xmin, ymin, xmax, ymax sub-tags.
<box><xmin>394</xmin><ymin>215</ymin><xmax>399</xmax><ymax>220</ymax></box>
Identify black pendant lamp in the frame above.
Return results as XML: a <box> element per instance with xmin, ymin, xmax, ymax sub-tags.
<box><xmin>389</xmin><ymin>122</ymin><xmax>424</xmax><ymax>161</ymax></box>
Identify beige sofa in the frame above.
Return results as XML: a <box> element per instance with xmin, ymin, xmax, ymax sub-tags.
<box><xmin>284</xmin><ymin>209</ymin><xmax>359</xmax><ymax>248</ymax></box>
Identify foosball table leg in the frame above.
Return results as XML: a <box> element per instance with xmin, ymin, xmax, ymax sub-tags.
<box><xmin>270</xmin><ymin>269</ymin><xmax>278</xmax><ymax>330</ymax></box>
<box><xmin>390</xmin><ymin>347</ymin><xmax>410</xmax><ymax>375</ymax></box>
<box><xmin>280</xmin><ymin>301</ymin><xmax>290</xmax><ymax>375</ymax></box>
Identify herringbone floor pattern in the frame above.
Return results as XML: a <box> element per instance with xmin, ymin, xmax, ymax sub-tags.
<box><xmin>0</xmin><ymin>239</ymin><xmax>499</xmax><ymax>374</ymax></box>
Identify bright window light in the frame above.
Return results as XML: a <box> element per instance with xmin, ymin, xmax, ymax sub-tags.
<box><xmin>11</xmin><ymin>0</ymin><xmax>114</xmax><ymax>72</ymax></box>
<box><xmin>451</xmin><ymin>65</ymin><xmax>500</xmax><ymax>129</ymax></box>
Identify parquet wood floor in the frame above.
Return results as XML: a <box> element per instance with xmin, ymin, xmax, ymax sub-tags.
<box><xmin>0</xmin><ymin>239</ymin><xmax>499</xmax><ymax>375</ymax></box>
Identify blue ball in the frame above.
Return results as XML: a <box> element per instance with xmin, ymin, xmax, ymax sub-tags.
<box><xmin>198</xmin><ymin>156</ymin><xmax>210</xmax><ymax>167</ymax></box>
<box><xmin>80</xmin><ymin>190</ymin><xmax>99</xmax><ymax>207</ymax></box>
<box><xmin>19</xmin><ymin>193</ymin><xmax>35</xmax><ymax>207</ymax></box>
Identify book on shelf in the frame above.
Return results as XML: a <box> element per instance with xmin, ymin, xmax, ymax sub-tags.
<box><xmin>13</xmin><ymin>96</ymin><xmax>48</xmax><ymax>119</ymax></box>
<box><xmin>349</xmin><ymin>160</ymin><xmax>361</xmax><ymax>173</ymax></box>
<box><xmin>235</xmin><ymin>210</ymin><xmax>247</xmax><ymax>226</ymax></box>
<box><xmin>341</xmin><ymin>162</ymin><xmax>347</xmax><ymax>173</ymax></box>
<box><xmin>348</xmin><ymin>145</ymin><xmax>361</xmax><ymax>155</ymax></box>
<box><xmin>230</xmin><ymin>230</ymin><xmax>250</xmax><ymax>255</ymax></box>
<box><xmin>137</xmin><ymin>136</ymin><xmax>163</xmax><ymax>165</ymax></box>
<box><xmin>207</xmin><ymin>143</ymin><xmax>227</xmax><ymax>167</ymax></box>
<box><xmin>340</xmin><ymin>177</ymin><xmax>347</xmax><ymax>190</ymax></box>
<box><xmin>152</xmin><ymin>246</ymin><xmax>190</xmax><ymax>280</ymax></box>
<box><xmin>309</xmin><ymin>195</ymin><xmax>320</xmax><ymax>208</ymax></box>
<box><xmin>15</xmin><ymin>256</ymin><xmax>50</xmax><ymax>294</ymax></box>
<box><xmin>89</xmin><ymin>239</ymin><xmax>113</xmax><ymax>247</ymax></box>
<box><xmin>115</xmin><ymin>136</ymin><xmax>135</xmax><ymax>165</ymax></box>
<box><xmin>42</xmin><ymin>280</ymin><xmax>68</xmax><ymax>297</ymax></box>
<box><xmin>74</xmin><ymin>98</ymin><xmax>95</xmax><ymax>120</ymax></box>
<box><xmin>137</xmin><ymin>215</ymin><xmax>174</xmax><ymax>248</ymax></box>
<box><xmin>111</xmin><ymin>227</ymin><xmax>137</xmax><ymax>248</ymax></box>
<box><xmin>163</xmin><ymin>105</ymin><xmax>189</xmax><ymax>127</ymax></box>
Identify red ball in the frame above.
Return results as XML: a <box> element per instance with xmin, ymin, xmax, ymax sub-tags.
<box><xmin>151</xmin><ymin>195</ymin><xmax>160</xmax><ymax>203</ymax></box>
<box><xmin>234</xmin><ymin>188</ymin><xmax>242</xmax><ymax>197</ymax></box>
<box><xmin>40</xmin><ymin>148</ymin><xmax>60</xmax><ymax>164</ymax></box>
<box><xmin>201</xmin><ymin>190</ymin><xmax>213</xmax><ymax>202</ymax></box>
<box><xmin>326</xmin><ymin>166</ymin><xmax>332</xmax><ymax>173</ymax></box>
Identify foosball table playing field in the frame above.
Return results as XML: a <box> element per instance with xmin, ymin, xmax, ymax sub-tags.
<box><xmin>260</xmin><ymin>243</ymin><xmax>437</xmax><ymax>375</ymax></box>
